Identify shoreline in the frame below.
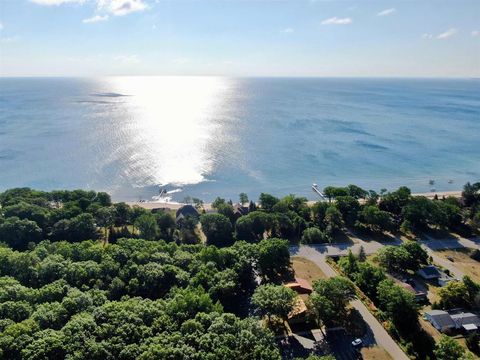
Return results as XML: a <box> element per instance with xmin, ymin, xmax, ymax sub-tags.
<box><xmin>125</xmin><ymin>190</ymin><xmax>463</xmax><ymax>210</ymax></box>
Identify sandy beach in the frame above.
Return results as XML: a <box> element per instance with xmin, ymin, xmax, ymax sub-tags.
<box><xmin>125</xmin><ymin>190</ymin><xmax>463</xmax><ymax>210</ymax></box>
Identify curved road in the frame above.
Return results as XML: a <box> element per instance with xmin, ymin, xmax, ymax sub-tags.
<box><xmin>292</xmin><ymin>245</ymin><xmax>409</xmax><ymax>360</ymax></box>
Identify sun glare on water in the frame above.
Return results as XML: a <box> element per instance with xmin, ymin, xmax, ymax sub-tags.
<box><xmin>107</xmin><ymin>76</ymin><xmax>232</xmax><ymax>188</ymax></box>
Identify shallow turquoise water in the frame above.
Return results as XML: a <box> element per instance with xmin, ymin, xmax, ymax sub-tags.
<box><xmin>0</xmin><ymin>77</ymin><xmax>479</xmax><ymax>201</ymax></box>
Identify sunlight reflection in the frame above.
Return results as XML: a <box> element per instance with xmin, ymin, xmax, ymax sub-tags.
<box><xmin>107</xmin><ymin>76</ymin><xmax>231</xmax><ymax>187</ymax></box>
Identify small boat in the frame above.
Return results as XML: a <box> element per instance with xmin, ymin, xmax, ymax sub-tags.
<box><xmin>429</xmin><ymin>179</ymin><xmax>435</xmax><ymax>185</ymax></box>
<box><xmin>448</xmin><ymin>179</ymin><xmax>453</xmax><ymax>184</ymax></box>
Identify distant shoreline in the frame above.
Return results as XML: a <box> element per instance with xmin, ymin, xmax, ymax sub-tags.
<box><xmin>125</xmin><ymin>190</ymin><xmax>463</xmax><ymax>210</ymax></box>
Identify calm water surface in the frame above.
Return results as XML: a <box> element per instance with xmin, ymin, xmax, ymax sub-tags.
<box><xmin>0</xmin><ymin>77</ymin><xmax>479</xmax><ymax>201</ymax></box>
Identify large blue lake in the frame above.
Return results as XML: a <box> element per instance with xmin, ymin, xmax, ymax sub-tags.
<box><xmin>0</xmin><ymin>77</ymin><xmax>479</xmax><ymax>202</ymax></box>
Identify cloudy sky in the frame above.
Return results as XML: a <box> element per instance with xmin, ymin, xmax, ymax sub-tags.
<box><xmin>0</xmin><ymin>0</ymin><xmax>479</xmax><ymax>77</ymax></box>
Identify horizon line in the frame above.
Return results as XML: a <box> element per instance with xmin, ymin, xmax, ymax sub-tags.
<box><xmin>1</xmin><ymin>75</ymin><xmax>479</xmax><ymax>80</ymax></box>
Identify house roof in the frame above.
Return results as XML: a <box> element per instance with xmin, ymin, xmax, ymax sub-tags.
<box><xmin>176</xmin><ymin>205</ymin><xmax>199</xmax><ymax>219</ymax></box>
<box><xmin>462</xmin><ymin>324</ymin><xmax>478</xmax><ymax>331</ymax></box>
<box><xmin>396</xmin><ymin>282</ymin><xmax>426</xmax><ymax>298</ymax></box>
<box><xmin>284</xmin><ymin>277</ymin><xmax>313</xmax><ymax>294</ymax></box>
<box><xmin>233</xmin><ymin>204</ymin><xmax>249</xmax><ymax>216</ymax></box>
<box><xmin>295</xmin><ymin>277</ymin><xmax>313</xmax><ymax>292</ymax></box>
<box><xmin>451</xmin><ymin>313</ymin><xmax>480</xmax><ymax>326</ymax></box>
<box><xmin>418</xmin><ymin>265</ymin><xmax>441</xmax><ymax>277</ymax></box>
<box><xmin>398</xmin><ymin>282</ymin><xmax>416</xmax><ymax>294</ymax></box>
<box><xmin>426</xmin><ymin>310</ymin><xmax>456</xmax><ymax>328</ymax></box>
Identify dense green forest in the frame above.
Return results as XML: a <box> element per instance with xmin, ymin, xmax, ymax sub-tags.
<box><xmin>0</xmin><ymin>183</ymin><xmax>479</xmax><ymax>359</ymax></box>
<box><xmin>0</xmin><ymin>238</ymin><xmax>287</xmax><ymax>359</ymax></box>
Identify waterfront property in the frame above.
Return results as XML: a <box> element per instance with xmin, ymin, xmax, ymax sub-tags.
<box><xmin>175</xmin><ymin>204</ymin><xmax>200</xmax><ymax>223</ymax></box>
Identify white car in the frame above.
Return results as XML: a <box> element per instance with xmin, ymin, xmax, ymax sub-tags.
<box><xmin>351</xmin><ymin>338</ymin><xmax>363</xmax><ymax>347</ymax></box>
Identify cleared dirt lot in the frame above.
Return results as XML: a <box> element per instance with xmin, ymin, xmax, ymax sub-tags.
<box><xmin>361</xmin><ymin>346</ymin><xmax>392</xmax><ymax>360</ymax></box>
<box><xmin>434</xmin><ymin>248</ymin><xmax>480</xmax><ymax>282</ymax></box>
<box><xmin>291</xmin><ymin>256</ymin><xmax>327</xmax><ymax>284</ymax></box>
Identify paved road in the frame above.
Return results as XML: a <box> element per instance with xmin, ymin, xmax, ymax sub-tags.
<box><xmin>293</xmin><ymin>246</ymin><xmax>409</xmax><ymax>360</ymax></box>
<box><xmin>291</xmin><ymin>234</ymin><xmax>479</xmax><ymax>259</ymax></box>
<box><xmin>290</xmin><ymin>236</ymin><xmax>401</xmax><ymax>259</ymax></box>
<box><xmin>420</xmin><ymin>234</ymin><xmax>479</xmax><ymax>251</ymax></box>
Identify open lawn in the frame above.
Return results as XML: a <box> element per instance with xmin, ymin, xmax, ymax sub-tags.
<box><xmin>291</xmin><ymin>257</ymin><xmax>327</xmax><ymax>284</ymax></box>
<box><xmin>434</xmin><ymin>248</ymin><xmax>480</xmax><ymax>282</ymax></box>
<box><xmin>419</xmin><ymin>317</ymin><xmax>442</xmax><ymax>342</ymax></box>
<box><xmin>361</xmin><ymin>346</ymin><xmax>393</xmax><ymax>360</ymax></box>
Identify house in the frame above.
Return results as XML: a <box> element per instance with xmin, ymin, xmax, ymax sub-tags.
<box><xmin>425</xmin><ymin>310</ymin><xmax>455</xmax><ymax>331</ymax></box>
<box><xmin>175</xmin><ymin>205</ymin><xmax>199</xmax><ymax>223</ymax></box>
<box><xmin>285</xmin><ymin>277</ymin><xmax>313</xmax><ymax>295</ymax></box>
<box><xmin>232</xmin><ymin>204</ymin><xmax>249</xmax><ymax>220</ymax></box>
<box><xmin>398</xmin><ymin>282</ymin><xmax>427</xmax><ymax>302</ymax></box>
<box><xmin>451</xmin><ymin>313</ymin><xmax>480</xmax><ymax>332</ymax></box>
<box><xmin>425</xmin><ymin>310</ymin><xmax>480</xmax><ymax>333</ymax></box>
<box><xmin>418</xmin><ymin>265</ymin><xmax>442</xmax><ymax>280</ymax></box>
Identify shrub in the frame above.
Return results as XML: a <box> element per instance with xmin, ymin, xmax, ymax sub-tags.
<box><xmin>301</xmin><ymin>227</ymin><xmax>328</xmax><ymax>244</ymax></box>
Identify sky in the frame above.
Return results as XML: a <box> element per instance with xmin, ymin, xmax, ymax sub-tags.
<box><xmin>0</xmin><ymin>0</ymin><xmax>479</xmax><ymax>77</ymax></box>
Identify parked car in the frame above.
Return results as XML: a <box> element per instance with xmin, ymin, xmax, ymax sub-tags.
<box><xmin>351</xmin><ymin>338</ymin><xmax>363</xmax><ymax>348</ymax></box>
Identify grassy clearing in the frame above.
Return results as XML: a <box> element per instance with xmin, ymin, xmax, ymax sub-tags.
<box><xmin>434</xmin><ymin>248</ymin><xmax>480</xmax><ymax>282</ymax></box>
<box><xmin>361</xmin><ymin>346</ymin><xmax>393</xmax><ymax>360</ymax></box>
<box><xmin>291</xmin><ymin>257</ymin><xmax>327</xmax><ymax>284</ymax></box>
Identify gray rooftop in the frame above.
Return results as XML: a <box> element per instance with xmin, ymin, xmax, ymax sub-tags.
<box><xmin>418</xmin><ymin>265</ymin><xmax>441</xmax><ymax>277</ymax></box>
<box><xmin>426</xmin><ymin>310</ymin><xmax>456</xmax><ymax>328</ymax></box>
<box><xmin>451</xmin><ymin>313</ymin><xmax>480</xmax><ymax>326</ymax></box>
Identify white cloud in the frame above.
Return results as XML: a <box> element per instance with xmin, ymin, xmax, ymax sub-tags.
<box><xmin>422</xmin><ymin>33</ymin><xmax>433</xmax><ymax>39</ymax></box>
<box><xmin>0</xmin><ymin>22</ymin><xmax>3</xmax><ymax>31</ymax></box>
<box><xmin>114</xmin><ymin>54</ymin><xmax>140</xmax><ymax>63</ymax></box>
<box><xmin>97</xmin><ymin>0</ymin><xmax>147</xmax><ymax>16</ymax></box>
<box><xmin>83</xmin><ymin>14</ymin><xmax>109</xmax><ymax>23</ymax></box>
<box><xmin>472</xmin><ymin>30</ymin><xmax>480</xmax><ymax>37</ymax></box>
<box><xmin>31</xmin><ymin>0</ymin><xmax>147</xmax><ymax>17</ymax></box>
<box><xmin>280</xmin><ymin>28</ymin><xmax>294</xmax><ymax>34</ymax></box>
<box><xmin>377</xmin><ymin>8</ymin><xmax>396</xmax><ymax>17</ymax></box>
<box><xmin>436</xmin><ymin>28</ymin><xmax>457</xmax><ymax>39</ymax></box>
<box><xmin>30</xmin><ymin>0</ymin><xmax>84</xmax><ymax>5</ymax></box>
<box><xmin>321</xmin><ymin>17</ymin><xmax>352</xmax><ymax>25</ymax></box>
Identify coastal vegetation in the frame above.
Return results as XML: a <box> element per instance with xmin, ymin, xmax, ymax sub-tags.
<box><xmin>0</xmin><ymin>182</ymin><xmax>479</xmax><ymax>359</ymax></box>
